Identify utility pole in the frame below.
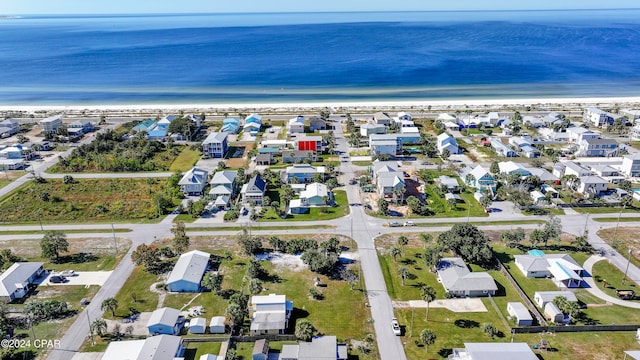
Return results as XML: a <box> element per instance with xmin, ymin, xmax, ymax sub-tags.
<box><xmin>410</xmin><ymin>303</ymin><xmax>414</xmax><ymax>338</ymax></box>
<box><xmin>583</xmin><ymin>214</ymin><xmax>590</xmax><ymax>235</ymax></box>
<box><xmin>112</xmin><ymin>223</ymin><xmax>118</xmax><ymax>255</ymax></box>
<box><xmin>614</xmin><ymin>206</ymin><xmax>623</xmax><ymax>242</ymax></box>
<box><xmin>623</xmin><ymin>248</ymin><xmax>633</xmax><ymax>285</ymax></box>
<box><xmin>86</xmin><ymin>311</ymin><xmax>95</xmax><ymax>346</ymax></box>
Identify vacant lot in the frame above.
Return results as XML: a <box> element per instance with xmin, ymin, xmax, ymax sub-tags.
<box><xmin>0</xmin><ymin>178</ymin><xmax>171</xmax><ymax>223</ymax></box>
<box><xmin>169</xmin><ymin>148</ymin><xmax>202</xmax><ymax>172</ymax></box>
<box><xmin>0</xmin><ymin>170</ymin><xmax>23</xmax><ymax>188</ymax></box>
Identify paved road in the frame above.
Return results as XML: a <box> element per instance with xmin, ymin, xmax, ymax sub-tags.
<box><xmin>581</xmin><ymin>255</ymin><xmax>640</xmax><ymax>309</ymax></box>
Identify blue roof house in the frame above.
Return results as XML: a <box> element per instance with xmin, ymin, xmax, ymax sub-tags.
<box><xmin>221</xmin><ymin>118</ymin><xmax>241</xmax><ymax>134</ymax></box>
<box><xmin>133</xmin><ymin>119</ymin><xmax>157</xmax><ymax>132</ymax></box>
<box><xmin>166</xmin><ymin>250</ymin><xmax>210</xmax><ymax>292</ymax></box>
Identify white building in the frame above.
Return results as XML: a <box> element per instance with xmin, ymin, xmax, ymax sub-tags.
<box><xmin>287</xmin><ymin>116</ymin><xmax>305</xmax><ymax>134</ymax></box>
<box><xmin>622</xmin><ymin>154</ymin><xmax>640</xmax><ymax>177</ymax></box>
<box><xmin>39</xmin><ymin>115</ymin><xmax>62</xmax><ymax>133</ymax></box>
<box><xmin>436</xmin><ymin>132</ymin><xmax>459</xmax><ymax>155</ymax></box>
<box><xmin>178</xmin><ymin>167</ymin><xmax>209</xmax><ymax>195</ymax></box>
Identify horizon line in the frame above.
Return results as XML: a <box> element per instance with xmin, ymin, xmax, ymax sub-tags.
<box><xmin>4</xmin><ymin>8</ymin><xmax>640</xmax><ymax>17</ymax></box>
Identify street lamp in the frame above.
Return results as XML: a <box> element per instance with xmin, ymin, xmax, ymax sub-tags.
<box><xmin>623</xmin><ymin>248</ymin><xmax>633</xmax><ymax>285</ymax></box>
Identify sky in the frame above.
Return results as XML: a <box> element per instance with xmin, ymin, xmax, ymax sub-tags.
<box><xmin>2</xmin><ymin>0</ymin><xmax>639</xmax><ymax>15</ymax></box>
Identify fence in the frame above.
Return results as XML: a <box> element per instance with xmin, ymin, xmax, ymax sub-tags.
<box><xmin>513</xmin><ymin>324</ymin><xmax>640</xmax><ymax>334</ymax></box>
<box><xmin>496</xmin><ymin>261</ymin><xmax>547</xmax><ymax>326</ymax></box>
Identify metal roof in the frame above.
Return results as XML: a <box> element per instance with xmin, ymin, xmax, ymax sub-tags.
<box><xmin>166</xmin><ymin>250</ymin><xmax>210</xmax><ymax>286</ymax></box>
<box><xmin>147</xmin><ymin>307</ymin><xmax>181</xmax><ymax>327</ymax></box>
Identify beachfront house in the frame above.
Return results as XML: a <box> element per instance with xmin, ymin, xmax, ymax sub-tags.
<box><xmin>309</xmin><ymin>116</ymin><xmax>327</xmax><ymax>131</ymax></box>
<box><xmin>287</xmin><ymin>115</ymin><xmax>305</xmax><ymax>134</ymax></box>
<box><xmin>241</xmin><ymin>175</ymin><xmax>266</xmax><ymax>205</ymax></box>
<box><xmin>584</xmin><ymin>107</ymin><xmax>615</xmax><ymax>127</ymax></box>
<box><xmin>221</xmin><ymin>118</ymin><xmax>241</xmax><ymax>134</ymax></box>
<box><xmin>166</xmin><ymin>250</ymin><xmax>210</xmax><ymax>292</ymax></box>
<box><xmin>101</xmin><ymin>335</ymin><xmax>184</xmax><ymax>360</ymax></box>
<box><xmin>579</xmin><ymin>138</ymin><xmax>619</xmax><ymax>157</ymax></box>
<box><xmin>39</xmin><ymin>115</ymin><xmax>62</xmax><ymax>134</ymax></box>
<box><xmin>373</xmin><ymin>112</ymin><xmax>392</xmax><ymax>126</ymax></box>
<box><xmin>202</xmin><ymin>132</ymin><xmax>229</xmax><ymax>158</ymax></box>
<box><xmin>147</xmin><ymin>307</ymin><xmax>184</xmax><ymax>335</ymax></box>
<box><xmin>244</xmin><ymin>113</ymin><xmax>262</xmax><ymax>135</ymax></box>
<box><xmin>249</xmin><ymin>294</ymin><xmax>293</xmax><ymax>335</ymax></box>
<box><xmin>0</xmin><ymin>119</ymin><xmax>20</xmax><ymax>138</ymax></box>
<box><xmin>178</xmin><ymin>167</ymin><xmax>209</xmax><ymax>195</ymax></box>
<box><xmin>0</xmin><ymin>262</ymin><xmax>45</xmax><ymax>302</ymax></box>
<box><xmin>436</xmin><ymin>257</ymin><xmax>497</xmax><ymax>297</ymax></box>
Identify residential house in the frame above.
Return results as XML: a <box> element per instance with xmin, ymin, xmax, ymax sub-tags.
<box><xmin>309</xmin><ymin>116</ymin><xmax>327</xmax><ymax>131</ymax></box>
<box><xmin>255</xmin><ymin>153</ymin><xmax>274</xmax><ymax>166</ymax></box>
<box><xmin>166</xmin><ymin>250</ymin><xmax>210</xmax><ymax>292</ymax></box>
<box><xmin>436</xmin><ymin>175</ymin><xmax>462</xmax><ymax>193</ymax></box>
<box><xmin>372</xmin><ymin>112</ymin><xmax>392</xmax><ymax>126</ymax></box>
<box><xmin>261</xmin><ymin>139</ymin><xmax>290</xmax><ymax>151</ymax></box>
<box><xmin>437</xmin><ymin>113</ymin><xmax>457</xmax><ymax>122</ymax></box>
<box><xmin>253</xmin><ymin>339</ymin><xmax>269</xmax><ymax>360</ymax></box>
<box><xmin>244</xmin><ymin>113</ymin><xmax>262</xmax><ymax>135</ymax></box>
<box><xmin>202</xmin><ymin>132</ymin><xmax>229</xmax><ymax>158</ymax></box>
<box><xmin>579</xmin><ymin>138</ymin><xmax>619</xmax><ymax>157</ymax></box>
<box><xmin>221</xmin><ymin>118</ymin><xmax>241</xmax><ymax>134</ymax></box>
<box><xmin>543</xmin><ymin>112</ymin><xmax>565</xmax><ymax>127</ymax></box>
<box><xmin>461</xmin><ymin>165</ymin><xmax>496</xmax><ymax>194</ymax></box>
<box><xmin>241</xmin><ymin>175</ymin><xmax>266</xmax><ymax>205</ymax></box>
<box><xmin>521</xmin><ymin>145</ymin><xmax>541</xmax><ymax>158</ymax></box>
<box><xmin>395</xmin><ymin>132</ymin><xmax>421</xmax><ymax>145</ymax></box>
<box><xmin>584</xmin><ymin>107</ymin><xmax>615</xmax><ymax>127</ymax></box>
<box><xmin>621</xmin><ymin>109</ymin><xmax>640</xmax><ymax>123</ymax></box>
<box><xmin>147</xmin><ymin>307</ymin><xmax>184</xmax><ymax>335</ymax></box>
<box><xmin>621</xmin><ymin>153</ymin><xmax>640</xmax><ymax>177</ymax></box>
<box><xmin>506</xmin><ymin>302</ymin><xmax>533</xmax><ymax>326</ymax></box>
<box><xmin>0</xmin><ymin>157</ymin><xmax>24</xmax><ymax>170</ymax></box>
<box><xmin>285</xmin><ymin>164</ymin><xmax>325</xmax><ymax>183</ymax></box>
<box><xmin>577</xmin><ymin>175</ymin><xmax>608</xmax><ymax>197</ymax></box>
<box><xmin>39</xmin><ymin>115</ymin><xmax>62</xmax><ymax>133</ymax></box>
<box><xmin>208</xmin><ymin>170</ymin><xmax>238</xmax><ymax>208</ymax></box>
<box><xmin>450</xmin><ymin>343</ymin><xmax>538</xmax><ymax>360</ymax></box>
<box><xmin>508</xmin><ymin>136</ymin><xmax>533</xmax><ymax>150</ymax></box>
<box><xmin>282</xmin><ymin>150</ymin><xmax>316</xmax><ymax>163</ymax></box>
<box><xmin>591</xmin><ymin>165</ymin><xmax>624</xmax><ymax>183</ymax></box>
<box><xmin>436</xmin><ymin>257</ymin><xmax>498</xmax><ymax>297</ymax></box>
<box><xmin>287</xmin><ymin>116</ymin><xmax>305</xmax><ymax>134</ymax></box>
<box><xmin>624</xmin><ymin>350</ymin><xmax>640</xmax><ymax>360</ymax></box>
<box><xmin>527</xmin><ymin>168</ymin><xmax>559</xmax><ymax>184</ymax></box>
<box><xmin>0</xmin><ymin>119</ymin><xmax>20</xmax><ymax>138</ymax></box>
<box><xmin>209</xmin><ymin>316</ymin><xmax>226</xmax><ymax>334</ymax></box>
<box><xmin>530</xmin><ymin>190</ymin><xmax>546</xmax><ymax>204</ymax></box>
<box><xmin>630</xmin><ymin>124</ymin><xmax>640</xmax><ymax>141</ymax></box>
<box><xmin>68</xmin><ymin>119</ymin><xmax>94</xmax><ymax>134</ymax></box>
<box><xmin>540</xmin><ymin>184</ymin><xmax>559</xmax><ymax>198</ymax></box>
<box><xmin>523</xmin><ymin>115</ymin><xmax>544</xmax><ymax>128</ymax></box>
<box><xmin>436</xmin><ymin>132</ymin><xmax>460</xmax><ymax>155</ymax></box>
<box><xmin>369</xmin><ymin>137</ymin><xmax>398</xmax><ymax>157</ymax></box>
<box><xmin>249</xmin><ymin>294</ymin><xmax>293</xmax><ymax>335</ymax></box>
<box><xmin>515</xmin><ymin>252</ymin><xmax>586</xmax><ymax>282</ymax></box>
<box><xmin>300</xmin><ymin>182</ymin><xmax>329</xmax><ymax>206</ymax></box>
<box><xmin>544</xmin><ymin>302</ymin><xmax>567</xmax><ymax>324</ymax></box>
<box><xmin>0</xmin><ymin>262</ymin><xmax>45</xmax><ymax>302</ymax></box>
<box><xmin>534</xmin><ymin>291</ymin><xmax>578</xmax><ymax>308</ymax></box>
<box><xmin>295</xmin><ymin>135</ymin><xmax>323</xmax><ymax>154</ymax></box>
<box><xmin>376</xmin><ymin>171</ymin><xmax>405</xmax><ymax>199</ymax></box>
<box><xmin>567</xmin><ymin>127</ymin><xmax>601</xmax><ymax>143</ymax></box>
<box><xmin>444</xmin><ymin>121</ymin><xmax>461</xmax><ymax>131</ymax></box>
<box><xmin>400</xmin><ymin>126</ymin><xmax>420</xmax><ymax>137</ymax></box>
<box><xmin>132</xmin><ymin>119</ymin><xmax>157</xmax><ymax>133</ymax></box>
<box><xmin>563</xmin><ymin>161</ymin><xmax>591</xmax><ymax>178</ymax></box>
<box><xmin>279</xmin><ymin>336</ymin><xmax>348</xmax><ymax>360</ymax></box>
<box><xmin>360</xmin><ymin>123</ymin><xmax>387</xmax><ymax>137</ymax></box>
<box><xmin>178</xmin><ymin>167</ymin><xmax>209</xmax><ymax>195</ymax></box>
<box><xmin>491</xmin><ymin>138</ymin><xmax>517</xmax><ymax>157</ymax></box>
<box><xmin>147</xmin><ymin>116</ymin><xmax>174</xmax><ymax>140</ymax></box>
<box><xmin>101</xmin><ymin>335</ymin><xmax>184</xmax><ymax>360</ymax></box>
<box><xmin>498</xmin><ymin>161</ymin><xmax>532</xmax><ymax>177</ymax></box>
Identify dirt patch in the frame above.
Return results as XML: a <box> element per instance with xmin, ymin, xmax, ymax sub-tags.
<box><xmin>256</xmin><ymin>252</ymin><xmax>307</xmax><ymax>272</ymax></box>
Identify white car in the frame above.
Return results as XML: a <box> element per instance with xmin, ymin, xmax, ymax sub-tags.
<box><xmin>404</xmin><ymin>221</ymin><xmax>415</xmax><ymax>226</ymax></box>
<box><xmin>60</xmin><ymin>270</ymin><xmax>75</xmax><ymax>277</ymax></box>
<box><xmin>391</xmin><ymin>318</ymin><xmax>401</xmax><ymax>336</ymax></box>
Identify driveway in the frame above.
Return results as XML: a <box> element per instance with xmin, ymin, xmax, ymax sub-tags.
<box><xmin>43</xmin><ymin>271</ymin><xmax>113</xmax><ymax>286</ymax></box>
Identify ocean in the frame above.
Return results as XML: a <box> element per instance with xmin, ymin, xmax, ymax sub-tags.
<box><xmin>1</xmin><ymin>9</ymin><xmax>640</xmax><ymax>105</ymax></box>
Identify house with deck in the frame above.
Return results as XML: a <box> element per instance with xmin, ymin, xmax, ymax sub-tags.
<box><xmin>241</xmin><ymin>175</ymin><xmax>266</xmax><ymax>205</ymax></box>
<box><xmin>436</xmin><ymin>132</ymin><xmax>460</xmax><ymax>155</ymax></box>
<box><xmin>202</xmin><ymin>132</ymin><xmax>229</xmax><ymax>158</ymax></box>
<box><xmin>209</xmin><ymin>170</ymin><xmax>238</xmax><ymax>209</ymax></box>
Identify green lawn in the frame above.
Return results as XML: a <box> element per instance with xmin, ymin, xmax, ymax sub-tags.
<box><xmin>593</xmin><ymin>216</ymin><xmax>640</xmax><ymax>222</ymax></box>
<box><xmin>408</xmin><ymin>220</ymin><xmax>546</xmax><ymax>227</ymax></box>
<box><xmin>111</xmin><ymin>266</ymin><xmax>163</xmax><ymax>317</ymax></box>
<box><xmin>183</xmin><ymin>342</ymin><xmax>222</xmax><ymax>360</ymax></box>
<box><xmin>259</xmin><ymin>190</ymin><xmax>350</xmax><ymax>222</ymax></box>
<box><xmin>591</xmin><ymin>260</ymin><xmax>640</xmax><ymax>303</ymax></box>
<box><xmin>0</xmin><ymin>170</ymin><xmax>22</xmax><ymax>189</ymax></box>
<box><xmin>352</xmin><ymin>161</ymin><xmax>373</xmax><ymax>166</ymax></box>
<box><xmin>185</xmin><ymin>225</ymin><xmax>336</xmax><ymax>232</ymax></box>
<box><xmin>572</xmin><ymin>206</ymin><xmax>640</xmax><ymax>214</ymax></box>
<box><xmin>169</xmin><ymin>148</ymin><xmax>202</xmax><ymax>172</ymax></box>
<box><xmin>0</xmin><ymin>178</ymin><xmax>175</xmax><ymax>224</ymax></box>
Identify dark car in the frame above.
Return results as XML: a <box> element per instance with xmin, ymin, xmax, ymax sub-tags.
<box><xmin>49</xmin><ymin>275</ymin><xmax>66</xmax><ymax>283</ymax></box>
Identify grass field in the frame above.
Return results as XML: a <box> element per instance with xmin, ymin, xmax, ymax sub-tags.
<box><xmin>0</xmin><ymin>178</ymin><xmax>172</xmax><ymax>223</ymax></box>
<box><xmin>169</xmin><ymin>148</ymin><xmax>202</xmax><ymax>172</ymax></box>
<box><xmin>259</xmin><ymin>190</ymin><xmax>350</xmax><ymax>221</ymax></box>
<box><xmin>0</xmin><ymin>170</ymin><xmax>23</xmax><ymax>188</ymax></box>
<box><xmin>111</xmin><ymin>266</ymin><xmax>163</xmax><ymax>317</ymax></box>
<box><xmin>183</xmin><ymin>342</ymin><xmax>223</xmax><ymax>360</ymax></box>
<box><xmin>597</xmin><ymin>226</ymin><xmax>640</xmax><ymax>269</ymax></box>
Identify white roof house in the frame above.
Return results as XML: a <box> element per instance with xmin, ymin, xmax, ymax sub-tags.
<box><xmin>577</xmin><ymin>175</ymin><xmax>609</xmax><ymax>196</ymax></box>
<box><xmin>189</xmin><ymin>317</ymin><xmax>207</xmax><ymax>334</ymax></box>
<box><xmin>178</xmin><ymin>167</ymin><xmax>209</xmax><ymax>195</ymax></box>
<box><xmin>436</xmin><ymin>132</ymin><xmax>459</xmax><ymax>155</ymax></box>
<box><xmin>102</xmin><ymin>334</ymin><xmax>183</xmax><ymax>360</ymax></box>
<box><xmin>527</xmin><ymin>168</ymin><xmax>559</xmax><ymax>183</ymax></box>
<box><xmin>249</xmin><ymin>294</ymin><xmax>293</xmax><ymax>335</ymax></box>
<box><xmin>515</xmin><ymin>253</ymin><xmax>586</xmax><ymax>288</ymax></box>
<box><xmin>0</xmin><ymin>262</ymin><xmax>44</xmax><ymax>301</ymax></box>
<box><xmin>280</xmin><ymin>335</ymin><xmax>348</xmax><ymax>360</ymax></box>
<box><xmin>147</xmin><ymin>307</ymin><xmax>183</xmax><ymax>335</ymax></box>
<box><xmin>498</xmin><ymin>161</ymin><xmax>531</xmax><ymax>177</ymax></box>
<box><xmin>287</xmin><ymin>116</ymin><xmax>305</xmax><ymax>134</ymax></box>
<box><xmin>166</xmin><ymin>250</ymin><xmax>210</xmax><ymax>292</ymax></box>
<box><xmin>450</xmin><ymin>342</ymin><xmax>538</xmax><ymax>360</ymax></box>
<box><xmin>530</xmin><ymin>190</ymin><xmax>546</xmax><ymax>203</ymax></box>
<box><xmin>534</xmin><ymin>291</ymin><xmax>578</xmax><ymax>308</ymax></box>
<box><xmin>436</xmin><ymin>258</ymin><xmax>497</xmax><ymax>297</ymax></box>
<box><xmin>506</xmin><ymin>302</ymin><xmax>533</xmax><ymax>326</ymax></box>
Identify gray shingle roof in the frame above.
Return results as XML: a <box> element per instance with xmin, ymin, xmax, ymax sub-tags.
<box><xmin>437</xmin><ymin>258</ymin><xmax>497</xmax><ymax>293</ymax></box>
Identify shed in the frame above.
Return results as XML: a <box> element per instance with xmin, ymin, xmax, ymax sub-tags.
<box><xmin>199</xmin><ymin>355</ymin><xmax>217</xmax><ymax>360</ymax></box>
<box><xmin>189</xmin><ymin>317</ymin><xmax>207</xmax><ymax>334</ymax></box>
<box><xmin>506</xmin><ymin>302</ymin><xmax>533</xmax><ymax>326</ymax></box>
<box><xmin>544</xmin><ymin>302</ymin><xmax>564</xmax><ymax>323</ymax></box>
<box><xmin>147</xmin><ymin>307</ymin><xmax>182</xmax><ymax>335</ymax></box>
<box><xmin>209</xmin><ymin>316</ymin><xmax>226</xmax><ymax>334</ymax></box>
<box><xmin>252</xmin><ymin>339</ymin><xmax>269</xmax><ymax>360</ymax></box>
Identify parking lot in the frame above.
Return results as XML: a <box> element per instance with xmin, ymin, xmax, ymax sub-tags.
<box><xmin>43</xmin><ymin>271</ymin><xmax>113</xmax><ymax>286</ymax></box>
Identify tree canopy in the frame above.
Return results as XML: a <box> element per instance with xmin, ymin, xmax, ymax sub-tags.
<box><xmin>437</xmin><ymin>223</ymin><xmax>493</xmax><ymax>266</ymax></box>
<box><xmin>40</xmin><ymin>231</ymin><xmax>69</xmax><ymax>262</ymax></box>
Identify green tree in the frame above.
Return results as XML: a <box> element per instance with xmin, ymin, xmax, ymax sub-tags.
<box><xmin>171</xmin><ymin>221</ymin><xmax>189</xmax><ymax>254</ymax></box>
<box><xmin>40</xmin><ymin>231</ymin><xmax>69</xmax><ymax>262</ymax></box>
<box><xmin>420</xmin><ymin>284</ymin><xmax>437</xmax><ymax>321</ymax></box>
<box><xmin>341</xmin><ymin>268</ymin><xmax>358</xmax><ymax>290</ymax></box>
<box><xmin>482</xmin><ymin>323</ymin><xmax>497</xmax><ymax>338</ymax></box>
<box><xmin>202</xmin><ymin>272</ymin><xmax>222</xmax><ymax>294</ymax></box>
<box><xmin>398</xmin><ymin>267</ymin><xmax>409</xmax><ymax>286</ymax></box>
<box><xmin>446</xmin><ymin>197</ymin><xmax>457</xmax><ymax>210</ymax></box>
<box><xmin>246</xmin><ymin>259</ymin><xmax>265</xmax><ymax>279</ymax></box>
<box><xmin>249</xmin><ymin>278</ymin><xmax>263</xmax><ymax>295</ymax></box>
<box><xmin>377</xmin><ymin>198</ymin><xmax>389</xmax><ymax>216</ymax></box>
<box><xmin>541</xmin><ymin>215</ymin><xmax>562</xmax><ymax>246</ymax></box>
<box><xmin>480</xmin><ymin>195</ymin><xmax>492</xmax><ymax>211</ymax></box>
<box><xmin>571</xmin><ymin>231</ymin><xmax>591</xmax><ymax>252</ymax></box>
<box><xmin>91</xmin><ymin>318</ymin><xmax>107</xmax><ymax>336</ymax></box>
<box><xmin>397</xmin><ymin>235</ymin><xmax>409</xmax><ymax>254</ymax></box>
<box><xmin>390</xmin><ymin>246</ymin><xmax>402</xmax><ymax>263</ymax></box>
<box><xmin>295</xmin><ymin>319</ymin><xmax>316</xmax><ymax>341</ymax></box>
<box><xmin>420</xmin><ymin>328</ymin><xmax>436</xmax><ymax>352</ymax></box>
<box><xmin>423</xmin><ymin>247</ymin><xmax>441</xmax><ymax>272</ymax></box>
<box><xmin>101</xmin><ymin>298</ymin><xmax>118</xmax><ymax>317</ymax></box>
<box><xmin>437</xmin><ymin>223</ymin><xmax>492</xmax><ymax>265</ymax></box>
<box><xmin>63</xmin><ymin>175</ymin><xmax>75</xmax><ymax>184</ymax></box>
<box><xmin>225</xmin><ymin>302</ymin><xmax>246</xmax><ymax>333</ymax></box>
<box><xmin>419</xmin><ymin>233</ymin><xmax>433</xmax><ymax>250</ymax></box>
<box><xmin>490</xmin><ymin>161</ymin><xmax>500</xmax><ymax>175</ymax></box>
<box><xmin>441</xmin><ymin>149</ymin><xmax>451</xmax><ymax>161</ymax></box>
<box><xmin>500</xmin><ymin>228</ymin><xmax>525</xmax><ymax>248</ymax></box>
<box><xmin>529</xmin><ymin>228</ymin><xmax>545</xmax><ymax>247</ymax></box>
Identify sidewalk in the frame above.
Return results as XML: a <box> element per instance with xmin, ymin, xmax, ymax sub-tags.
<box><xmin>581</xmin><ymin>255</ymin><xmax>640</xmax><ymax>309</ymax></box>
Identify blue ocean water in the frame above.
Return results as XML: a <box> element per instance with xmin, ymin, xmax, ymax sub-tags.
<box><xmin>1</xmin><ymin>10</ymin><xmax>640</xmax><ymax>105</ymax></box>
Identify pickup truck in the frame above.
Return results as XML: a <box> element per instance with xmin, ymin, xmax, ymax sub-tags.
<box><xmin>616</xmin><ymin>289</ymin><xmax>635</xmax><ymax>300</ymax></box>
<box><xmin>389</xmin><ymin>222</ymin><xmax>402</xmax><ymax>227</ymax></box>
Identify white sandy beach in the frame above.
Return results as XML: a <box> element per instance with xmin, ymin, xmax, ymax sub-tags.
<box><xmin>1</xmin><ymin>96</ymin><xmax>640</xmax><ymax>113</ymax></box>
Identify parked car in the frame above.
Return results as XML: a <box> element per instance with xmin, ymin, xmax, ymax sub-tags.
<box><xmin>60</xmin><ymin>270</ymin><xmax>75</xmax><ymax>277</ymax></box>
<box><xmin>391</xmin><ymin>318</ymin><xmax>401</xmax><ymax>336</ymax></box>
<box><xmin>389</xmin><ymin>221</ymin><xmax>402</xmax><ymax>227</ymax></box>
<box><xmin>404</xmin><ymin>221</ymin><xmax>415</xmax><ymax>226</ymax></box>
<box><xmin>80</xmin><ymin>298</ymin><xmax>90</xmax><ymax>306</ymax></box>
<box><xmin>616</xmin><ymin>289</ymin><xmax>636</xmax><ymax>300</ymax></box>
<box><xmin>49</xmin><ymin>275</ymin><xmax>66</xmax><ymax>283</ymax></box>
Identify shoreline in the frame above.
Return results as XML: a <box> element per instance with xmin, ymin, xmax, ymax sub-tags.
<box><xmin>1</xmin><ymin>96</ymin><xmax>639</xmax><ymax>113</ymax></box>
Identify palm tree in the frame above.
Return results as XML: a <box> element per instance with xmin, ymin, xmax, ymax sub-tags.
<box><xmin>390</xmin><ymin>246</ymin><xmax>401</xmax><ymax>262</ymax></box>
<box><xmin>101</xmin><ymin>298</ymin><xmax>118</xmax><ymax>317</ymax></box>
<box><xmin>397</xmin><ymin>235</ymin><xmax>409</xmax><ymax>254</ymax></box>
<box><xmin>482</xmin><ymin>323</ymin><xmax>497</xmax><ymax>338</ymax></box>
<box><xmin>91</xmin><ymin>318</ymin><xmax>107</xmax><ymax>336</ymax></box>
<box><xmin>398</xmin><ymin>267</ymin><xmax>409</xmax><ymax>286</ymax></box>
<box><xmin>446</xmin><ymin>198</ymin><xmax>457</xmax><ymax>210</ymax></box>
<box><xmin>420</xmin><ymin>329</ymin><xmax>436</xmax><ymax>352</ymax></box>
<box><xmin>420</xmin><ymin>285</ymin><xmax>436</xmax><ymax>321</ymax></box>
<box><xmin>419</xmin><ymin>233</ymin><xmax>433</xmax><ymax>250</ymax></box>
<box><xmin>249</xmin><ymin>278</ymin><xmax>263</xmax><ymax>295</ymax></box>
<box><xmin>295</xmin><ymin>319</ymin><xmax>316</xmax><ymax>341</ymax></box>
